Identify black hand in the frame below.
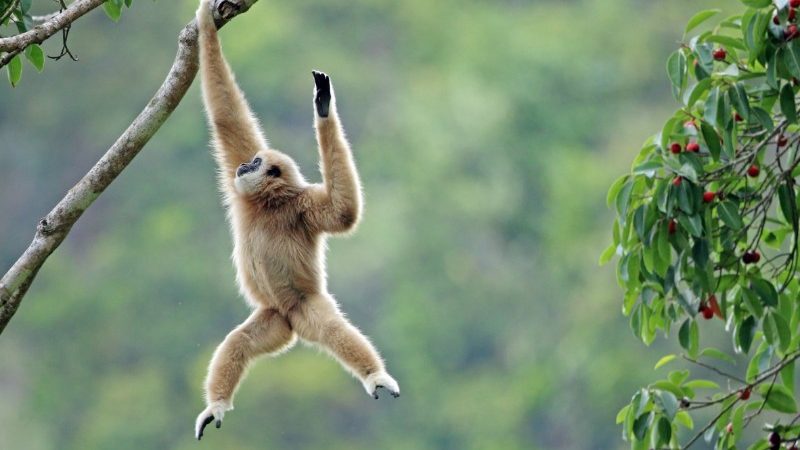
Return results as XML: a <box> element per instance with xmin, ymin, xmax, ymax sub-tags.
<box><xmin>312</xmin><ymin>70</ymin><xmax>332</xmax><ymax>118</ymax></box>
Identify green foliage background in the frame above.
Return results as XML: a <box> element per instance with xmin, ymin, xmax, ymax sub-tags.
<box><xmin>0</xmin><ymin>0</ymin><xmax>730</xmax><ymax>449</ymax></box>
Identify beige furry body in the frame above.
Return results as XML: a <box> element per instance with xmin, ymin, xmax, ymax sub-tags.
<box><xmin>193</xmin><ymin>0</ymin><xmax>399</xmax><ymax>439</ymax></box>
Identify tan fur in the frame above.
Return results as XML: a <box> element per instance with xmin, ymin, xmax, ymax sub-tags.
<box><xmin>193</xmin><ymin>0</ymin><xmax>398</xmax><ymax>438</ymax></box>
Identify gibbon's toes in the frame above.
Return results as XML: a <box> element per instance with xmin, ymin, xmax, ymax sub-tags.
<box><xmin>364</xmin><ymin>371</ymin><xmax>400</xmax><ymax>400</ymax></box>
<box><xmin>194</xmin><ymin>403</ymin><xmax>227</xmax><ymax>440</ymax></box>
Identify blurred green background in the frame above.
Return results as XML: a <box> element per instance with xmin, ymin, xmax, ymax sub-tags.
<box><xmin>0</xmin><ymin>0</ymin><xmax>735</xmax><ymax>449</ymax></box>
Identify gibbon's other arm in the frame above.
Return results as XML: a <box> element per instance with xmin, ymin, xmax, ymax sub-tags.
<box><xmin>197</xmin><ymin>0</ymin><xmax>267</xmax><ymax>185</ymax></box>
<box><xmin>306</xmin><ymin>71</ymin><xmax>363</xmax><ymax>233</ymax></box>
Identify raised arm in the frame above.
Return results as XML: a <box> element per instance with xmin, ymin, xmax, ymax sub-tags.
<box><xmin>196</xmin><ymin>0</ymin><xmax>267</xmax><ymax>188</ymax></box>
<box><xmin>305</xmin><ymin>71</ymin><xmax>363</xmax><ymax>234</ymax></box>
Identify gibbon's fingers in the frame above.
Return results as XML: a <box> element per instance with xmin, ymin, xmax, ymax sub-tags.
<box><xmin>312</xmin><ymin>70</ymin><xmax>332</xmax><ymax>118</ymax></box>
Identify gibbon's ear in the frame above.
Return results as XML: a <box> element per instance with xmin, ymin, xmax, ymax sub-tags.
<box><xmin>312</xmin><ymin>70</ymin><xmax>332</xmax><ymax>118</ymax></box>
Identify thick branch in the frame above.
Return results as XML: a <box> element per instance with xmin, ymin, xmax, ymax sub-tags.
<box><xmin>0</xmin><ymin>0</ymin><xmax>104</xmax><ymax>53</ymax></box>
<box><xmin>0</xmin><ymin>0</ymin><xmax>258</xmax><ymax>335</ymax></box>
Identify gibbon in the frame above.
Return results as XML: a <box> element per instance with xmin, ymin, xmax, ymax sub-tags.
<box><xmin>193</xmin><ymin>0</ymin><xmax>399</xmax><ymax>440</ymax></box>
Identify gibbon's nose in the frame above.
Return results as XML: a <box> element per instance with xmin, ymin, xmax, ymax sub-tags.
<box><xmin>236</xmin><ymin>158</ymin><xmax>262</xmax><ymax>177</ymax></box>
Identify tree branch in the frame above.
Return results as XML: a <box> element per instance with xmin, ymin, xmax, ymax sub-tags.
<box><xmin>0</xmin><ymin>0</ymin><xmax>259</xmax><ymax>335</ymax></box>
<box><xmin>0</xmin><ymin>0</ymin><xmax>105</xmax><ymax>54</ymax></box>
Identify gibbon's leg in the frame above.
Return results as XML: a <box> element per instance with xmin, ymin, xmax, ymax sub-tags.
<box><xmin>196</xmin><ymin>0</ymin><xmax>268</xmax><ymax>188</ymax></box>
<box><xmin>288</xmin><ymin>294</ymin><xmax>400</xmax><ymax>399</ymax></box>
<box><xmin>306</xmin><ymin>71</ymin><xmax>364</xmax><ymax>233</ymax></box>
<box><xmin>195</xmin><ymin>308</ymin><xmax>295</xmax><ymax>440</ymax></box>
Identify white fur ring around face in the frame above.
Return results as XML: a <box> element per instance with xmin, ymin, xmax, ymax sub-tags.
<box><xmin>363</xmin><ymin>371</ymin><xmax>400</xmax><ymax>399</ymax></box>
<box><xmin>195</xmin><ymin>400</ymin><xmax>232</xmax><ymax>440</ymax></box>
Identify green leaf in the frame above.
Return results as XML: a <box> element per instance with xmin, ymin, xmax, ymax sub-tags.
<box><xmin>751</xmin><ymin>278</ymin><xmax>778</xmax><ymax>307</ymax></box>
<box><xmin>599</xmin><ymin>243</ymin><xmax>617</xmax><ymax>265</ymax></box>
<box><xmin>718</xmin><ymin>200</ymin><xmax>744</xmax><ymax>230</ymax></box>
<box><xmin>684</xmin><ymin>379</ymin><xmax>720</xmax><ymax>390</ymax></box>
<box><xmin>739</xmin><ymin>0</ymin><xmax>771</xmax><ymax>6</ymax></box>
<box><xmin>778</xmin><ymin>182</ymin><xmax>798</xmax><ymax>226</ymax></box>
<box><xmin>607</xmin><ymin>175</ymin><xmax>629</xmax><ymax>208</ymax></box>
<box><xmin>687</xmin><ymin>78</ymin><xmax>713</xmax><ymax>108</ymax></box>
<box><xmin>758</xmin><ymin>383</ymin><xmax>797</xmax><ymax>413</ymax></box>
<box><xmin>700</xmin><ymin>121</ymin><xmax>721</xmax><ymax>160</ymax></box>
<box><xmin>633</xmin><ymin>413</ymin><xmax>651</xmax><ymax>441</ymax></box>
<box><xmin>675</xmin><ymin>411</ymin><xmax>694</xmax><ymax>430</ymax></box>
<box><xmin>705</xmin><ymin>87</ymin><xmax>720</xmax><ymax>127</ymax></box>
<box><xmin>656</xmin><ymin>390</ymin><xmax>679</xmax><ymax>420</ymax></box>
<box><xmin>780</xmin><ymin>83</ymin><xmax>797</xmax><ymax>125</ymax></box>
<box><xmin>7</xmin><ymin>54</ymin><xmax>22</xmax><ymax>87</ymax></box>
<box><xmin>655</xmin><ymin>416</ymin><xmax>671</xmax><ymax>447</ymax></box>
<box><xmin>679</xmin><ymin>318</ymin><xmax>692</xmax><ymax>351</ymax></box>
<box><xmin>24</xmin><ymin>44</ymin><xmax>44</xmax><ymax>72</ymax></box>
<box><xmin>667</xmin><ymin>50</ymin><xmax>687</xmax><ymax>96</ymax></box>
<box><xmin>768</xmin><ymin>49</ymin><xmax>779</xmax><ymax>89</ymax></box>
<box><xmin>616</xmin><ymin>404</ymin><xmax>631</xmax><ymax>424</ymax></box>
<box><xmin>103</xmin><ymin>0</ymin><xmax>122</xmax><ymax>21</ymax></box>
<box><xmin>686</xmin><ymin>9</ymin><xmax>721</xmax><ymax>34</ymax></box>
<box><xmin>732</xmin><ymin>403</ymin><xmax>745</xmax><ymax>438</ymax></box>
<box><xmin>700</xmin><ymin>347</ymin><xmax>736</xmax><ymax>364</ymax></box>
<box><xmin>735</xmin><ymin>316</ymin><xmax>757</xmax><ymax>354</ymax></box>
<box><xmin>654</xmin><ymin>354</ymin><xmax>677</xmax><ymax>370</ymax></box>
<box><xmin>731</xmin><ymin>83</ymin><xmax>750</xmax><ymax>120</ymax></box>
<box><xmin>751</xmin><ymin>106</ymin><xmax>774</xmax><ymax>132</ymax></box>
<box><xmin>785</xmin><ymin>41</ymin><xmax>800</xmax><ymax>80</ymax></box>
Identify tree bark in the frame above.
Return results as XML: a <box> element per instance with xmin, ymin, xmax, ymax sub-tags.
<box><xmin>0</xmin><ymin>0</ymin><xmax>258</xmax><ymax>335</ymax></box>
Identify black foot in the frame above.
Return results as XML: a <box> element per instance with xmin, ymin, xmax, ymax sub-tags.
<box><xmin>197</xmin><ymin>415</ymin><xmax>214</xmax><ymax>441</ymax></box>
<box><xmin>312</xmin><ymin>70</ymin><xmax>332</xmax><ymax>118</ymax></box>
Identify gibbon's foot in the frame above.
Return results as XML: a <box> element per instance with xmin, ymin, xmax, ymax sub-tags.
<box><xmin>363</xmin><ymin>371</ymin><xmax>400</xmax><ymax>400</ymax></box>
<box><xmin>312</xmin><ymin>70</ymin><xmax>332</xmax><ymax>118</ymax></box>
<box><xmin>194</xmin><ymin>401</ymin><xmax>230</xmax><ymax>440</ymax></box>
<box><xmin>215</xmin><ymin>0</ymin><xmax>241</xmax><ymax>20</ymax></box>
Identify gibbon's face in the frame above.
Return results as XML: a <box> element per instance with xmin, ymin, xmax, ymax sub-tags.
<box><xmin>233</xmin><ymin>149</ymin><xmax>303</xmax><ymax>197</ymax></box>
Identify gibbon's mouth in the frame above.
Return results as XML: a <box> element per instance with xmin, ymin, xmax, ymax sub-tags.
<box><xmin>236</xmin><ymin>157</ymin><xmax>262</xmax><ymax>177</ymax></box>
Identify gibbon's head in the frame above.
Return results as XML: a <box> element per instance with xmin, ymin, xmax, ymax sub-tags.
<box><xmin>233</xmin><ymin>149</ymin><xmax>304</xmax><ymax>202</ymax></box>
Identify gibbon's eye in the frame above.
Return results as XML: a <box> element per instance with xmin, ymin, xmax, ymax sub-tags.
<box><xmin>266</xmin><ymin>166</ymin><xmax>282</xmax><ymax>178</ymax></box>
<box><xmin>252</xmin><ymin>157</ymin><xmax>262</xmax><ymax>165</ymax></box>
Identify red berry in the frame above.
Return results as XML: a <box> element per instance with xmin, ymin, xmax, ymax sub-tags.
<box><xmin>708</xmin><ymin>295</ymin><xmax>722</xmax><ymax>319</ymax></box>
<box><xmin>684</xmin><ymin>120</ymin><xmax>696</xmax><ymax>129</ymax></box>
<box><xmin>713</xmin><ymin>48</ymin><xmax>727</xmax><ymax>60</ymax></box>
<box><xmin>668</xmin><ymin>219</ymin><xmax>677</xmax><ymax>235</ymax></box>
<box><xmin>686</xmin><ymin>142</ymin><xmax>700</xmax><ymax>153</ymax></box>
<box><xmin>726</xmin><ymin>422</ymin><xmax>734</xmax><ymax>434</ymax></box>
<box><xmin>779</xmin><ymin>135</ymin><xmax>789</xmax><ymax>147</ymax></box>
<box><xmin>734</xmin><ymin>112</ymin><xmax>743</xmax><ymax>122</ymax></box>
<box><xmin>703</xmin><ymin>191</ymin><xmax>716</xmax><ymax>203</ymax></box>
<box><xmin>791</xmin><ymin>8</ymin><xmax>797</xmax><ymax>21</ymax></box>
<box><xmin>748</xmin><ymin>164</ymin><xmax>760</xmax><ymax>177</ymax></box>
<box><xmin>670</xmin><ymin>142</ymin><xmax>682</xmax><ymax>154</ymax></box>
<box><xmin>753</xmin><ymin>250</ymin><xmax>761</xmax><ymax>263</ymax></box>
<box><xmin>740</xmin><ymin>387</ymin><xmax>751</xmax><ymax>400</ymax></box>
<box><xmin>701</xmin><ymin>305</ymin><xmax>714</xmax><ymax>320</ymax></box>
<box><xmin>789</xmin><ymin>24</ymin><xmax>799</xmax><ymax>39</ymax></box>
<box><xmin>769</xmin><ymin>431</ymin><xmax>781</xmax><ymax>447</ymax></box>
<box><xmin>672</xmin><ymin>176</ymin><xmax>682</xmax><ymax>187</ymax></box>
<box><xmin>775</xmin><ymin>15</ymin><xmax>782</xmax><ymax>25</ymax></box>
<box><xmin>743</xmin><ymin>251</ymin><xmax>755</xmax><ymax>264</ymax></box>
<box><xmin>793</xmin><ymin>0</ymin><xmax>800</xmax><ymax>8</ymax></box>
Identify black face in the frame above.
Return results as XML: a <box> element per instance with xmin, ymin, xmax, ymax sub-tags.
<box><xmin>236</xmin><ymin>157</ymin><xmax>262</xmax><ymax>177</ymax></box>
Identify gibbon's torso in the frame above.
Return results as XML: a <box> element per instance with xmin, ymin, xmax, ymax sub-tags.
<box><xmin>229</xmin><ymin>195</ymin><xmax>326</xmax><ymax>312</ymax></box>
